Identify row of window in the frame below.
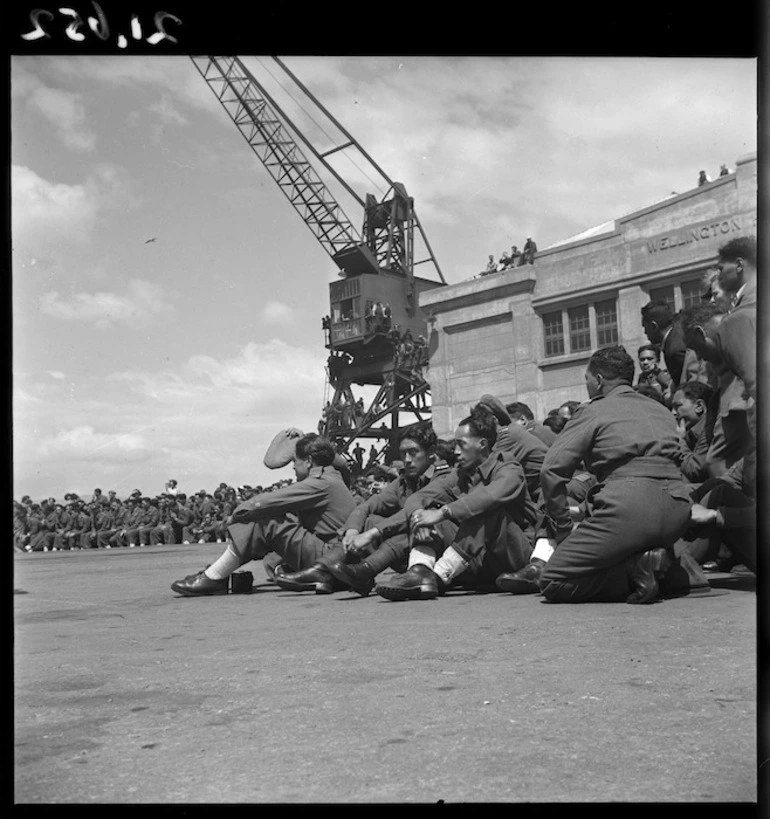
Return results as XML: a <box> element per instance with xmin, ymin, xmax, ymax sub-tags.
<box><xmin>542</xmin><ymin>298</ymin><xmax>619</xmax><ymax>357</ymax></box>
<box><xmin>541</xmin><ymin>276</ymin><xmax>704</xmax><ymax>358</ymax></box>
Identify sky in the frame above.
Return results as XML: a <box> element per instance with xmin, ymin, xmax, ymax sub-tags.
<box><xmin>11</xmin><ymin>55</ymin><xmax>757</xmax><ymax>501</ymax></box>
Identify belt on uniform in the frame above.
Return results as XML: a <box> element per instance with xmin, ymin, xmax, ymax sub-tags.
<box><xmin>601</xmin><ymin>457</ymin><xmax>682</xmax><ymax>482</ymax></box>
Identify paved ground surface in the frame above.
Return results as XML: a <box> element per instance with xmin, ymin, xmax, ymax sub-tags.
<box><xmin>14</xmin><ymin>543</ymin><xmax>758</xmax><ymax>804</ymax></box>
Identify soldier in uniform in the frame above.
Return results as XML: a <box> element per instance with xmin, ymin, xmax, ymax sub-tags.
<box><xmin>498</xmin><ymin>345</ymin><xmax>696</xmax><ymax>604</ymax></box>
<box><xmin>375</xmin><ymin>411</ymin><xmax>537</xmax><ymax>601</ymax></box>
<box><xmin>170</xmin><ymin>434</ymin><xmax>356</xmax><ymax>596</ymax></box>
<box><xmin>137</xmin><ymin>498</ymin><xmax>161</xmax><ymax>546</ymax></box>
<box><xmin>86</xmin><ymin>500</ymin><xmax>114</xmax><ymax>549</ymax></box>
<box><xmin>274</xmin><ymin>425</ymin><xmax>456</xmax><ymax>596</ymax></box>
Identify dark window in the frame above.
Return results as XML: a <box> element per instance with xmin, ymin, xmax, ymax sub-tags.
<box><xmin>568</xmin><ymin>305</ymin><xmax>591</xmax><ymax>353</ymax></box>
<box><xmin>649</xmin><ymin>285</ymin><xmax>675</xmax><ymax>314</ymax></box>
<box><xmin>680</xmin><ymin>279</ymin><xmax>703</xmax><ymax>310</ymax></box>
<box><xmin>543</xmin><ymin>311</ymin><xmax>565</xmax><ymax>357</ymax></box>
<box><xmin>595</xmin><ymin>299</ymin><xmax>619</xmax><ymax>346</ymax></box>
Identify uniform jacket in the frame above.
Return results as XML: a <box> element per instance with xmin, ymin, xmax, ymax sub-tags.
<box><xmin>404</xmin><ymin>452</ymin><xmax>537</xmax><ymax>530</ymax></box>
<box><xmin>230</xmin><ymin>465</ymin><xmax>356</xmax><ymax>542</ymax></box>
<box><xmin>343</xmin><ymin>462</ymin><xmax>454</xmax><ymax>540</ymax></box>
<box><xmin>541</xmin><ymin>383</ymin><xmax>685</xmax><ymax>537</ymax></box>
<box><xmin>494</xmin><ymin>424</ymin><xmax>548</xmax><ymax>495</ymax></box>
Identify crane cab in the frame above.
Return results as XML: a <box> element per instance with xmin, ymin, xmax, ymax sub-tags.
<box><xmin>327</xmin><ymin>271</ymin><xmax>443</xmax><ymax>351</ymax></box>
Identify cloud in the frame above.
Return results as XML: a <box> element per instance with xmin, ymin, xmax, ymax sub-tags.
<box><xmin>46</xmin><ymin>371</ymin><xmax>65</xmax><ymax>380</ymax></box>
<box><xmin>40</xmin><ymin>279</ymin><xmax>174</xmax><ymax>329</ymax></box>
<box><xmin>12</xmin><ymin>164</ymin><xmax>139</xmax><ymax>255</ymax></box>
<box><xmin>12</xmin><ymin>165</ymin><xmax>98</xmax><ymax>246</ymax></box>
<box><xmin>13</xmin><ymin>62</ymin><xmax>96</xmax><ymax>152</ymax></box>
<box><xmin>259</xmin><ymin>300</ymin><xmax>294</xmax><ymax>325</ymax></box>
<box><xmin>14</xmin><ymin>339</ymin><xmax>331</xmax><ymax>498</ymax></box>
<box><xmin>37</xmin><ymin>425</ymin><xmax>151</xmax><ymax>460</ymax></box>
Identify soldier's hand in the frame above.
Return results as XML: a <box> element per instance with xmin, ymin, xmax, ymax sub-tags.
<box><xmin>412</xmin><ymin>525</ymin><xmax>437</xmax><ymax>544</ymax></box>
<box><xmin>410</xmin><ymin>507</ymin><xmax>444</xmax><ymax>529</ymax></box>
<box><xmin>346</xmin><ymin>528</ymin><xmax>380</xmax><ymax>555</ymax></box>
<box><xmin>341</xmin><ymin>529</ymin><xmax>360</xmax><ymax>549</ymax></box>
<box><xmin>690</xmin><ymin>504</ymin><xmax>718</xmax><ymax>526</ymax></box>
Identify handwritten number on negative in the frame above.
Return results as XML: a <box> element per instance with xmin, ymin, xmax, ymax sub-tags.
<box><xmin>86</xmin><ymin>1</ymin><xmax>109</xmax><ymax>40</ymax></box>
<box><xmin>146</xmin><ymin>11</ymin><xmax>182</xmax><ymax>45</ymax></box>
<box><xmin>58</xmin><ymin>7</ymin><xmax>87</xmax><ymax>41</ymax></box>
<box><xmin>21</xmin><ymin>8</ymin><xmax>54</xmax><ymax>40</ymax></box>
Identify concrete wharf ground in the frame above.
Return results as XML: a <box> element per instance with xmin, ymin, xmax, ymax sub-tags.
<box><xmin>14</xmin><ymin>542</ymin><xmax>759</xmax><ymax>805</ymax></box>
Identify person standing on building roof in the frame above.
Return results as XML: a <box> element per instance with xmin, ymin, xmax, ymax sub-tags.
<box><xmin>698</xmin><ymin>170</ymin><xmax>711</xmax><ymax>186</ymax></box>
<box><xmin>484</xmin><ymin>255</ymin><xmax>497</xmax><ymax>275</ymax></box>
<box><xmin>521</xmin><ymin>237</ymin><xmax>537</xmax><ymax>265</ymax></box>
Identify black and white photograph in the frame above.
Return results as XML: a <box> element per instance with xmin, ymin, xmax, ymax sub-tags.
<box><xmin>10</xmin><ymin>3</ymin><xmax>762</xmax><ymax>806</ymax></box>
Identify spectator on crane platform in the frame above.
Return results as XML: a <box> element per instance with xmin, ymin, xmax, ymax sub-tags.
<box><xmin>275</xmin><ymin>425</ymin><xmax>457</xmax><ymax>596</ymax></box>
<box><xmin>170</xmin><ymin>434</ymin><xmax>356</xmax><ymax>597</ymax></box>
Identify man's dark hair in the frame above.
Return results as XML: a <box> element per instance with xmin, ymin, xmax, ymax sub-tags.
<box><xmin>718</xmin><ymin>236</ymin><xmax>756</xmax><ymax>267</ymax></box>
<box><xmin>505</xmin><ymin>401</ymin><xmax>534</xmax><ymax>421</ymax></box>
<box><xmin>398</xmin><ymin>422</ymin><xmax>437</xmax><ymax>453</ymax></box>
<box><xmin>637</xmin><ymin>343</ymin><xmax>661</xmax><ymax>360</ymax></box>
<box><xmin>587</xmin><ymin>345</ymin><xmax>635</xmax><ymax>383</ymax></box>
<box><xmin>633</xmin><ymin>384</ymin><xmax>666</xmax><ymax>404</ymax></box>
<box><xmin>295</xmin><ymin>433</ymin><xmax>336</xmax><ymax>466</ymax></box>
<box><xmin>559</xmin><ymin>400</ymin><xmax>582</xmax><ymax>414</ymax></box>
<box><xmin>434</xmin><ymin>438</ymin><xmax>458</xmax><ymax>466</ymax></box>
<box><xmin>542</xmin><ymin>413</ymin><xmax>568</xmax><ymax>433</ymax></box>
<box><xmin>676</xmin><ymin>380</ymin><xmax>714</xmax><ymax>406</ymax></box>
<box><xmin>679</xmin><ymin>303</ymin><xmax>723</xmax><ymax>338</ymax></box>
<box><xmin>641</xmin><ymin>300</ymin><xmax>674</xmax><ymax>329</ymax></box>
<box><xmin>459</xmin><ymin>409</ymin><xmax>498</xmax><ymax>448</ymax></box>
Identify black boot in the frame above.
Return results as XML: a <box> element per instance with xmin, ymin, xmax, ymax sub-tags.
<box><xmin>274</xmin><ymin>564</ymin><xmax>335</xmax><ymax>594</ymax></box>
<box><xmin>325</xmin><ymin>558</ymin><xmax>377</xmax><ymax>597</ymax></box>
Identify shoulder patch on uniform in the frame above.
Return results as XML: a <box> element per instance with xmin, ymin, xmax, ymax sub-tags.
<box><xmin>574</xmin><ymin>472</ymin><xmax>592</xmax><ymax>482</ymax></box>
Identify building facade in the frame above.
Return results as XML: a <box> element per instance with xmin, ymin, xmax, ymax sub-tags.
<box><xmin>420</xmin><ymin>153</ymin><xmax>757</xmax><ymax>437</ymax></box>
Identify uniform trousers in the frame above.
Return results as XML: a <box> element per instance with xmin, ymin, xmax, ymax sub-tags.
<box><xmin>674</xmin><ymin>480</ymin><xmax>755</xmax><ymax>573</ymax></box>
<box><xmin>316</xmin><ymin>515</ymin><xmax>412</xmax><ymax>576</ymax></box>
<box><xmin>540</xmin><ymin>477</ymin><xmax>692</xmax><ymax>603</ymax></box>
<box><xmin>436</xmin><ymin>508</ymin><xmax>530</xmax><ymax>587</ymax></box>
<box><xmin>227</xmin><ymin>513</ymin><xmax>336</xmax><ymax>572</ymax></box>
<box><xmin>706</xmin><ymin>411</ymin><xmax>750</xmax><ymax>478</ymax></box>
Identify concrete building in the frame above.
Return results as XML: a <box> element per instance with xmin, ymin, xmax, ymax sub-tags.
<box><xmin>420</xmin><ymin>153</ymin><xmax>757</xmax><ymax>436</ymax></box>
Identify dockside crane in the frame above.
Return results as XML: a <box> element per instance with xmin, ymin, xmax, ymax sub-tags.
<box><xmin>191</xmin><ymin>56</ymin><xmax>447</xmax><ymax>463</ymax></box>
